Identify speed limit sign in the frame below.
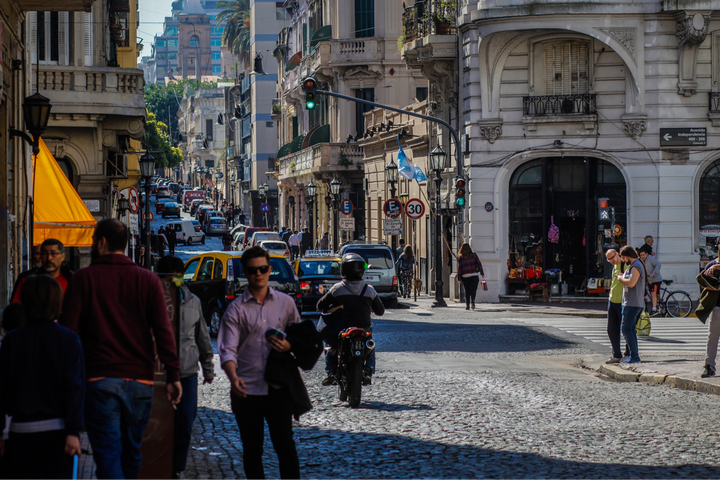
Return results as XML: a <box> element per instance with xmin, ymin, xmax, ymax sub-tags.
<box><xmin>405</xmin><ymin>198</ymin><xmax>425</xmax><ymax>219</ymax></box>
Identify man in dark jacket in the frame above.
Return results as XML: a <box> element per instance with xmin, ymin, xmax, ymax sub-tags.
<box><xmin>12</xmin><ymin>238</ymin><xmax>73</xmax><ymax>302</ymax></box>
<box><xmin>166</xmin><ymin>227</ymin><xmax>177</xmax><ymax>256</ymax></box>
<box><xmin>60</xmin><ymin>219</ymin><xmax>181</xmax><ymax>480</ymax></box>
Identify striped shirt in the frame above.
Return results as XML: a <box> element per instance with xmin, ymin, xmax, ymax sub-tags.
<box><xmin>458</xmin><ymin>253</ymin><xmax>484</xmax><ymax>277</ymax></box>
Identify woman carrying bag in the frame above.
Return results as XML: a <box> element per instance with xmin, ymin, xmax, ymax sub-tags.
<box><xmin>396</xmin><ymin>246</ymin><xmax>417</xmax><ymax>299</ymax></box>
<box><xmin>458</xmin><ymin>243</ymin><xmax>486</xmax><ymax>310</ymax></box>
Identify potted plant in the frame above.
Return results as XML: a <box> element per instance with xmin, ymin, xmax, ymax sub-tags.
<box><xmin>433</xmin><ymin>1</ymin><xmax>456</xmax><ymax>35</ymax></box>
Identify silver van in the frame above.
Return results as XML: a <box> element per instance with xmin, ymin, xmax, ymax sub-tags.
<box><xmin>165</xmin><ymin>220</ymin><xmax>205</xmax><ymax>245</ymax></box>
<box><xmin>339</xmin><ymin>243</ymin><xmax>398</xmax><ymax>305</ymax></box>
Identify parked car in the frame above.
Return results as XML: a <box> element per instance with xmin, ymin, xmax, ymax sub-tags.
<box><xmin>183</xmin><ymin>252</ymin><xmax>301</xmax><ymax>336</ymax></box>
<box><xmin>206</xmin><ymin>217</ymin><xmax>229</xmax><ymax>236</ymax></box>
<box><xmin>165</xmin><ymin>220</ymin><xmax>205</xmax><ymax>245</ymax></box>
<box><xmin>155</xmin><ymin>198</ymin><xmax>171</xmax><ymax>214</ymax></box>
<box><xmin>292</xmin><ymin>254</ymin><xmax>343</xmax><ymax>315</ymax></box>
<box><xmin>229</xmin><ymin>224</ymin><xmax>246</xmax><ymax>237</ymax></box>
<box><xmin>339</xmin><ymin>243</ymin><xmax>398</xmax><ymax>305</ymax></box>
<box><xmin>259</xmin><ymin>240</ymin><xmax>291</xmax><ymax>260</ymax></box>
<box><xmin>232</xmin><ymin>232</ymin><xmax>245</xmax><ymax>251</ymax></box>
<box><xmin>161</xmin><ymin>202</ymin><xmax>181</xmax><ymax>218</ymax></box>
<box><xmin>241</xmin><ymin>227</ymin><xmax>269</xmax><ymax>250</ymax></box>
<box><xmin>202</xmin><ymin>210</ymin><xmax>224</xmax><ymax>232</ymax></box>
<box><xmin>249</xmin><ymin>231</ymin><xmax>281</xmax><ymax>248</ymax></box>
<box><xmin>156</xmin><ymin>186</ymin><xmax>173</xmax><ymax>199</ymax></box>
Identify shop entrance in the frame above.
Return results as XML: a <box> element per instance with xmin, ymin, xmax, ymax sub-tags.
<box><xmin>509</xmin><ymin>157</ymin><xmax>626</xmax><ymax>294</ymax></box>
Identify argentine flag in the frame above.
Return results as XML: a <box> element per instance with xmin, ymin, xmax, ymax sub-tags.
<box><xmin>396</xmin><ymin>138</ymin><xmax>429</xmax><ymax>183</ymax></box>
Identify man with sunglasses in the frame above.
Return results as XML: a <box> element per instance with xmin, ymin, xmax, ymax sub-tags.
<box><xmin>605</xmin><ymin>248</ymin><xmax>629</xmax><ymax>364</ymax></box>
<box><xmin>11</xmin><ymin>238</ymin><xmax>73</xmax><ymax>302</ymax></box>
<box><xmin>218</xmin><ymin>246</ymin><xmax>301</xmax><ymax>479</ymax></box>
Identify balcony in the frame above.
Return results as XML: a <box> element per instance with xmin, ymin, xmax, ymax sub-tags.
<box><xmin>271</xmin><ymin>99</ymin><xmax>282</xmax><ymax>120</ymax></box>
<box><xmin>37</xmin><ymin>65</ymin><xmax>145</xmax><ymax>118</ymax></box>
<box><xmin>400</xmin><ymin>0</ymin><xmax>457</xmax><ymax>70</ymax></box>
<box><xmin>310</xmin><ymin>38</ymin><xmax>385</xmax><ymax>72</ymax></box>
<box><xmin>278</xmin><ymin>143</ymin><xmax>364</xmax><ymax>182</ymax></box>
<box><xmin>522</xmin><ymin>94</ymin><xmax>597</xmax><ymax>131</ymax></box>
<box><xmin>17</xmin><ymin>0</ymin><xmax>93</xmax><ymax>11</ymax></box>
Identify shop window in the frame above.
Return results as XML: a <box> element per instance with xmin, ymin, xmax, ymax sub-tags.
<box><xmin>699</xmin><ymin>160</ymin><xmax>720</xmax><ymax>260</ymax></box>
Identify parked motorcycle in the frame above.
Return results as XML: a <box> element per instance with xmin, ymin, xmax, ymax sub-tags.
<box><xmin>335</xmin><ymin>327</ymin><xmax>375</xmax><ymax>408</ymax></box>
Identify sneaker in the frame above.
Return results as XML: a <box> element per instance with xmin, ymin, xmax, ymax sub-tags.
<box><xmin>321</xmin><ymin>374</ymin><xmax>338</xmax><ymax>386</ymax></box>
<box><xmin>471</xmin><ymin>302</ymin><xmax>475</xmax><ymax>310</ymax></box>
<box><xmin>605</xmin><ymin>357</ymin><xmax>622</xmax><ymax>364</ymax></box>
<box><xmin>702</xmin><ymin>365</ymin><xmax>716</xmax><ymax>378</ymax></box>
<box><xmin>362</xmin><ymin>376</ymin><xmax>372</xmax><ymax>386</ymax></box>
<box><xmin>628</xmin><ymin>358</ymin><xmax>642</xmax><ymax>364</ymax></box>
<box><xmin>620</xmin><ymin>357</ymin><xmax>632</xmax><ymax>364</ymax></box>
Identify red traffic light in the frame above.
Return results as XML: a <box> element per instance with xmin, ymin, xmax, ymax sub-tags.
<box><xmin>302</xmin><ymin>77</ymin><xmax>318</xmax><ymax>91</ymax></box>
<box><xmin>456</xmin><ymin>178</ymin><xmax>466</xmax><ymax>188</ymax></box>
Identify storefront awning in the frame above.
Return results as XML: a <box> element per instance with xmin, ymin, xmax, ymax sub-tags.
<box><xmin>34</xmin><ymin>138</ymin><xmax>96</xmax><ymax>246</ymax></box>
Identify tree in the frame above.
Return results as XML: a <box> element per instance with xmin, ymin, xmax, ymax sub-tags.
<box><xmin>145</xmin><ymin>110</ymin><xmax>183</xmax><ymax>168</ymax></box>
<box><xmin>145</xmin><ymin>78</ymin><xmax>218</xmax><ymax>141</ymax></box>
<box><xmin>216</xmin><ymin>0</ymin><xmax>251</xmax><ymax>64</ymax></box>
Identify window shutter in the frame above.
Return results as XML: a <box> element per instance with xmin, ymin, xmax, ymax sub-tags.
<box><xmin>58</xmin><ymin>12</ymin><xmax>69</xmax><ymax>66</ymax></box>
<box><xmin>562</xmin><ymin>42</ymin><xmax>571</xmax><ymax>95</ymax></box>
<box><xmin>577</xmin><ymin>42</ymin><xmax>589</xmax><ymax>93</ymax></box>
<box><xmin>544</xmin><ymin>41</ymin><xmax>589</xmax><ymax>95</ymax></box>
<box><xmin>84</xmin><ymin>12</ymin><xmax>93</xmax><ymax>66</ymax></box>
<box><xmin>29</xmin><ymin>12</ymin><xmax>37</xmax><ymax>64</ymax></box>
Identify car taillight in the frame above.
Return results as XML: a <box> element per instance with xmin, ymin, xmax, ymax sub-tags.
<box><xmin>227</xmin><ymin>294</ymin><xmax>235</xmax><ymax>300</ymax></box>
<box><xmin>296</xmin><ymin>294</ymin><xmax>302</xmax><ymax>299</ymax></box>
<box><xmin>300</xmin><ymin>282</ymin><xmax>311</xmax><ymax>292</ymax></box>
<box><xmin>392</xmin><ymin>276</ymin><xmax>398</xmax><ymax>287</ymax></box>
<box><xmin>284</xmin><ymin>251</ymin><xmax>290</xmax><ymax>258</ymax></box>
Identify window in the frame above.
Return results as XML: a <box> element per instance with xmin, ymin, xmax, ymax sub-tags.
<box><xmin>416</xmin><ymin>87</ymin><xmax>428</xmax><ymax>102</ymax></box>
<box><xmin>190</xmin><ymin>35</ymin><xmax>199</xmax><ymax>47</ymax></box>
<box><xmin>354</xmin><ymin>88</ymin><xmax>374</xmax><ymax>136</ymax></box>
<box><xmin>83</xmin><ymin>12</ymin><xmax>93</xmax><ymax>66</ymax></box>
<box><xmin>188</xmin><ymin>57</ymin><xmax>195</xmax><ymax>65</ymax></box>
<box><xmin>206</xmin><ymin>119</ymin><xmax>214</xmax><ymax>140</ymax></box>
<box><xmin>355</xmin><ymin>0</ymin><xmax>374</xmax><ymax>38</ymax></box>
<box><xmin>184</xmin><ymin>259</ymin><xmax>200</xmax><ymax>281</ymax></box>
<box><xmin>30</xmin><ymin>11</ymin><xmax>69</xmax><ymax>65</ymax></box>
<box><xmin>212</xmin><ymin>66</ymin><xmax>222</xmax><ymax>74</ymax></box>
<box><xmin>211</xmin><ymin>39</ymin><xmax>222</xmax><ymax>46</ymax></box>
<box><xmin>169</xmin><ymin>53</ymin><xmax>178</xmax><ymax>59</ymax></box>
<box><xmin>168</xmin><ymin>40</ymin><xmax>179</xmax><ymax>46</ymax></box>
<box><xmin>543</xmin><ymin>41</ymin><xmax>589</xmax><ymax>95</ymax></box>
<box><xmin>157</xmin><ymin>67</ymin><xmax>166</xmax><ymax>75</ymax></box>
<box><xmin>209</xmin><ymin>15</ymin><xmax>216</xmax><ymax>21</ymax></box>
<box><xmin>276</xmin><ymin>4</ymin><xmax>288</xmax><ymax>20</ymax></box>
<box><xmin>344</xmin><ymin>248</ymin><xmax>393</xmax><ymax>269</ymax></box>
<box><xmin>157</xmin><ymin>53</ymin><xmax>167</xmax><ymax>60</ymax></box>
<box><xmin>196</xmin><ymin>257</ymin><xmax>214</xmax><ymax>281</ymax></box>
<box><xmin>213</xmin><ymin>258</ymin><xmax>223</xmax><ymax>279</ymax></box>
<box><xmin>157</xmin><ymin>40</ymin><xmax>166</xmax><ymax>47</ymax></box>
<box><xmin>165</xmin><ymin>26</ymin><xmax>178</xmax><ymax>36</ymax></box>
<box><xmin>211</xmin><ymin>26</ymin><xmax>224</xmax><ymax>35</ymax></box>
<box><xmin>212</xmin><ymin>52</ymin><xmax>221</xmax><ymax>60</ymax></box>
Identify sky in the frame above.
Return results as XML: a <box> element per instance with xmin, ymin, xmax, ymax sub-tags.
<box><xmin>138</xmin><ymin>0</ymin><xmax>177</xmax><ymax>47</ymax></box>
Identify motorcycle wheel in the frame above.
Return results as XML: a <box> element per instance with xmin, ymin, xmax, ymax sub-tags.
<box><xmin>338</xmin><ymin>383</ymin><xmax>348</xmax><ymax>402</ymax></box>
<box><xmin>348</xmin><ymin>358</ymin><xmax>363</xmax><ymax>408</ymax></box>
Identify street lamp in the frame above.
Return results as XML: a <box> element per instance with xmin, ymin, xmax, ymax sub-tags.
<box><xmin>399</xmin><ymin>192</ymin><xmax>409</xmax><ymax>207</ymax></box>
<box><xmin>307</xmin><ymin>181</ymin><xmax>317</xmax><ymax>247</ymax></box>
<box><xmin>117</xmin><ymin>196</ymin><xmax>130</xmax><ymax>219</ymax></box>
<box><xmin>139</xmin><ymin>152</ymin><xmax>156</xmax><ymax>270</ymax></box>
<box><xmin>330</xmin><ymin>177</ymin><xmax>341</xmax><ymax>251</ymax></box>
<box><xmin>430</xmin><ymin>145</ymin><xmax>447</xmax><ymax>307</ymax></box>
<box><xmin>386</xmin><ymin>156</ymin><xmax>399</xmax><ymax>254</ymax></box>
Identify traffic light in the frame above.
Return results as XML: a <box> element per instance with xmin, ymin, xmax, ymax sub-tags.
<box><xmin>455</xmin><ymin>176</ymin><xmax>466</xmax><ymax>207</ymax></box>
<box><xmin>302</xmin><ymin>77</ymin><xmax>318</xmax><ymax>110</ymax></box>
<box><xmin>598</xmin><ymin>197</ymin><xmax>610</xmax><ymax>221</ymax></box>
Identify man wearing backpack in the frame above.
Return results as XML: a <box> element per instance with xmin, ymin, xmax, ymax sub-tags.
<box><xmin>316</xmin><ymin>253</ymin><xmax>384</xmax><ymax>386</ymax></box>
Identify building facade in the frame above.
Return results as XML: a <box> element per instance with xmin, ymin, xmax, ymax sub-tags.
<box><xmin>440</xmin><ymin>0</ymin><xmax>720</xmax><ymax>301</ymax></box>
<box><xmin>274</xmin><ymin>0</ymin><xmax>427</xmax><ymax>247</ymax></box>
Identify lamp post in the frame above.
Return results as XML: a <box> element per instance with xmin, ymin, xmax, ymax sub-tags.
<box><xmin>330</xmin><ymin>177</ymin><xmax>340</xmax><ymax>252</ymax></box>
<box><xmin>430</xmin><ymin>145</ymin><xmax>447</xmax><ymax>307</ymax></box>
<box><xmin>399</xmin><ymin>192</ymin><xmax>411</xmax><ymax>259</ymax></box>
<box><xmin>307</xmin><ymin>181</ymin><xmax>317</xmax><ymax>248</ymax></box>
<box><xmin>386</xmin><ymin>156</ymin><xmax>399</xmax><ymax>254</ymax></box>
<box><xmin>139</xmin><ymin>152</ymin><xmax>156</xmax><ymax>270</ymax></box>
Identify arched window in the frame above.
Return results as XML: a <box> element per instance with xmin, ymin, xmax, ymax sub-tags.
<box><xmin>699</xmin><ymin>160</ymin><xmax>720</xmax><ymax>259</ymax></box>
<box><xmin>190</xmin><ymin>35</ymin><xmax>199</xmax><ymax>47</ymax></box>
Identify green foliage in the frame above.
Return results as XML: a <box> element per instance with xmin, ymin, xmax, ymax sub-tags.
<box><xmin>216</xmin><ymin>0</ymin><xmax>251</xmax><ymax>63</ymax></box>
<box><xmin>144</xmin><ymin>77</ymin><xmax>218</xmax><ymax>140</ymax></box>
<box><xmin>145</xmin><ymin>110</ymin><xmax>183</xmax><ymax>168</ymax></box>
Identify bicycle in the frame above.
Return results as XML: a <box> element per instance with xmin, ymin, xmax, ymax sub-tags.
<box><xmin>645</xmin><ymin>279</ymin><xmax>693</xmax><ymax>318</ymax></box>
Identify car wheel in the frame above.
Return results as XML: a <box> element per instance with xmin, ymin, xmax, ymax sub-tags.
<box><xmin>208</xmin><ymin>307</ymin><xmax>222</xmax><ymax>337</ymax></box>
<box><xmin>202</xmin><ymin>236</ymin><xmax>206</xmax><ymax>245</ymax></box>
<box><xmin>186</xmin><ymin>237</ymin><xmax>192</xmax><ymax>246</ymax></box>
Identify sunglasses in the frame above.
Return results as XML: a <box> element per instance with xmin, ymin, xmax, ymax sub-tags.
<box><xmin>245</xmin><ymin>265</ymin><xmax>270</xmax><ymax>275</ymax></box>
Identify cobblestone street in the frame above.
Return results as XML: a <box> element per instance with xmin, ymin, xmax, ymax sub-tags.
<box><xmin>182</xmin><ymin>308</ymin><xmax>720</xmax><ymax>479</ymax></box>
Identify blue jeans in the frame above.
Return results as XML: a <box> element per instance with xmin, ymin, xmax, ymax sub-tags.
<box><xmin>84</xmin><ymin>378</ymin><xmax>154</xmax><ymax>479</ymax></box>
<box><xmin>174</xmin><ymin>375</ymin><xmax>198</xmax><ymax>473</ymax></box>
<box><xmin>621</xmin><ymin>305</ymin><xmax>643</xmax><ymax>361</ymax></box>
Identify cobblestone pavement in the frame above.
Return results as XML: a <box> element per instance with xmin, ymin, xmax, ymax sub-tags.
<box><xmin>183</xmin><ymin>310</ymin><xmax>720</xmax><ymax>479</ymax></box>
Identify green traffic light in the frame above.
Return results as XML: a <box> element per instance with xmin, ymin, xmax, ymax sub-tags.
<box><xmin>457</xmin><ymin>198</ymin><xmax>465</xmax><ymax>206</ymax></box>
<box><xmin>306</xmin><ymin>100</ymin><xmax>315</xmax><ymax>110</ymax></box>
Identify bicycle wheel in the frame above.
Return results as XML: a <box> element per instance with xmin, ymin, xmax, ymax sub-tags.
<box><xmin>666</xmin><ymin>291</ymin><xmax>693</xmax><ymax>318</ymax></box>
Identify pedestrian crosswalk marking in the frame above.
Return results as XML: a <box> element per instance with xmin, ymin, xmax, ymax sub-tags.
<box><xmin>511</xmin><ymin>316</ymin><xmax>708</xmax><ymax>354</ymax></box>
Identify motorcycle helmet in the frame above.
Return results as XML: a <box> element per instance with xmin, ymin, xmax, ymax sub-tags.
<box><xmin>341</xmin><ymin>252</ymin><xmax>366</xmax><ymax>281</ymax></box>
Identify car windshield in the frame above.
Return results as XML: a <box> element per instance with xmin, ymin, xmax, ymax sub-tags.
<box><xmin>231</xmin><ymin>257</ymin><xmax>294</xmax><ymax>281</ymax></box>
<box><xmin>344</xmin><ymin>248</ymin><xmax>394</xmax><ymax>269</ymax></box>
<box><xmin>158</xmin><ymin>198</ymin><xmax>170</xmax><ymax>203</ymax></box>
<box><xmin>210</xmin><ymin>219</ymin><xmax>226</xmax><ymax>224</ymax></box>
<box><xmin>262</xmin><ymin>242</ymin><xmax>287</xmax><ymax>250</ymax></box>
<box><xmin>297</xmin><ymin>260</ymin><xmax>341</xmax><ymax>276</ymax></box>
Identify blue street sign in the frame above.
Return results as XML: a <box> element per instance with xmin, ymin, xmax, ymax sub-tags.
<box><xmin>383</xmin><ymin>199</ymin><xmax>402</xmax><ymax>219</ymax></box>
<box><xmin>340</xmin><ymin>199</ymin><xmax>354</xmax><ymax>216</ymax></box>
<box><xmin>261</xmin><ymin>203</ymin><xmax>270</xmax><ymax>213</ymax></box>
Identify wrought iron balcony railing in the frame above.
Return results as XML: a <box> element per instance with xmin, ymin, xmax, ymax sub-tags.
<box><xmin>401</xmin><ymin>0</ymin><xmax>457</xmax><ymax>43</ymax></box>
<box><xmin>710</xmin><ymin>92</ymin><xmax>720</xmax><ymax>113</ymax></box>
<box><xmin>523</xmin><ymin>94</ymin><xmax>597</xmax><ymax>116</ymax></box>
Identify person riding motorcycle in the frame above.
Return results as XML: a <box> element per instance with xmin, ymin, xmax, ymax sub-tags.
<box><xmin>317</xmin><ymin>253</ymin><xmax>384</xmax><ymax>386</ymax></box>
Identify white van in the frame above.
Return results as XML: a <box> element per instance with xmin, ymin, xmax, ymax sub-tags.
<box><xmin>249</xmin><ymin>231</ymin><xmax>281</xmax><ymax>248</ymax></box>
<box><xmin>165</xmin><ymin>220</ymin><xmax>206</xmax><ymax>245</ymax></box>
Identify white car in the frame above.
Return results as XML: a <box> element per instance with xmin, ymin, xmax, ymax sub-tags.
<box><xmin>259</xmin><ymin>240</ymin><xmax>291</xmax><ymax>261</ymax></box>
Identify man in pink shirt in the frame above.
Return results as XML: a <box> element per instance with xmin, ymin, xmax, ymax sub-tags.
<box><xmin>218</xmin><ymin>246</ymin><xmax>301</xmax><ymax>479</ymax></box>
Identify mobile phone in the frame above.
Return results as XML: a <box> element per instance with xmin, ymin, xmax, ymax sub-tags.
<box><xmin>265</xmin><ymin>328</ymin><xmax>287</xmax><ymax>340</ymax></box>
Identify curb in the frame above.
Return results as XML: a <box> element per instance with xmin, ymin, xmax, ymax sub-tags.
<box><xmin>597</xmin><ymin>364</ymin><xmax>720</xmax><ymax>396</ymax></box>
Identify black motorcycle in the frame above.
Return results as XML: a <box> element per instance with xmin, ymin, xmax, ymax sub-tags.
<box><xmin>335</xmin><ymin>327</ymin><xmax>375</xmax><ymax>408</ymax></box>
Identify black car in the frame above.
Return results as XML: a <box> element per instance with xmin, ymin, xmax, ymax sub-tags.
<box><xmin>291</xmin><ymin>256</ymin><xmax>342</xmax><ymax>315</ymax></box>
<box><xmin>184</xmin><ymin>252</ymin><xmax>301</xmax><ymax>336</ymax></box>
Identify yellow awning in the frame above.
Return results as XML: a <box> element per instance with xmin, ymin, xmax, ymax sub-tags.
<box><xmin>33</xmin><ymin>138</ymin><xmax>97</xmax><ymax>246</ymax></box>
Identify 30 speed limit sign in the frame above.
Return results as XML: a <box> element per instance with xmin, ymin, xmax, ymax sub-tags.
<box><xmin>404</xmin><ymin>198</ymin><xmax>425</xmax><ymax>219</ymax></box>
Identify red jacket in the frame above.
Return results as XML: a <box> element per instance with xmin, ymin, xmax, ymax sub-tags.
<box><xmin>59</xmin><ymin>254</ymin><xmax>180</xmax><ymax>383</ymax></box>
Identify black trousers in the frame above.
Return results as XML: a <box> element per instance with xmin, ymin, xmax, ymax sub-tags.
<box><xmin>231</xmin><ymin>387</ymin><xmax>299</xmax><ymax>479</ymax></box>
<box><xmin>461</xmin><ymin>276</ymin><xmax>480</xmax><ymax>307</ymax></box>
<box><xmin>607</xmin><ymin>301</ymin><xmax>630</xmax><ymax>358</ymax></box>
<box><xmin>3</xmin><ymin>430</ymin><xmax>73</xmax><ymax>479</ymax></box>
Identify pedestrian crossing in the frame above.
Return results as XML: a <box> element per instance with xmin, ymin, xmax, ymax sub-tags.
<box><xmin>512</xmin><ymin>315</ymin><xmax>709</xmax><ymax>355</ymax></box>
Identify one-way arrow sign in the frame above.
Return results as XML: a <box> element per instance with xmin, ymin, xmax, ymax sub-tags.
<box><xmin>660</xmin><ymin>127</ymin><xmax>706</xmax><ymax>147</ymax></box>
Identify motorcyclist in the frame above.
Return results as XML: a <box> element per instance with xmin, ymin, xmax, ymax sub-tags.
<box><xmin>317</xmin><ymin>253</ymin><xmax>385</xmax><ymax>386</ymax></box>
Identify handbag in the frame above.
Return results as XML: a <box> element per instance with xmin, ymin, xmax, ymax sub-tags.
<box><xmin>636</xmin><ymin>310</ymin><xmax>651</xmax><ymax>336</ymax></box>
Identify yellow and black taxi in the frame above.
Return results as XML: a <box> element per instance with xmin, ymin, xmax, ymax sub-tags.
<box><xmin>183</xmin><ymin>251</ymin><xmax>301</xmax><ymax>336</ymax></box>
<box><xmin>291</xmin><ymin>251</ymin><xmax>343</xmax><ymax>316</ymax></box>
